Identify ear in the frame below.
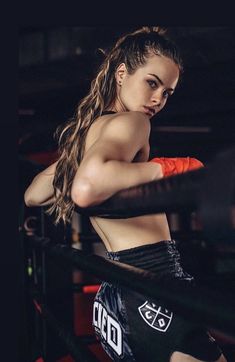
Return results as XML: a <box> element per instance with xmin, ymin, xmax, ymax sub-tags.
<box><xmin>115</xmin><ymin>63</ymin><xmax>127</xmax><ymax>85</ymax></box>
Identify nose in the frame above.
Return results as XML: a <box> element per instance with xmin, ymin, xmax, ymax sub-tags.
<box><xmin>151</xmin><ymin>90</ymin><xmax>162</xmax><ymax>107</ymax></box>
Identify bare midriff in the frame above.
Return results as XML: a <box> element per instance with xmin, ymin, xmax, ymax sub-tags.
<box><xmin>90</xmin><ymin>214</ymin><xmax>171</xmax><ymax>252</ymax></box>
<box><xmin>84</xmin><ymin>114</ymin><xmax>172</xmax><ymax>252</ymax></box>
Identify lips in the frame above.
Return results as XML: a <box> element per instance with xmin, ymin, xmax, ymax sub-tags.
<box><xmin>143</xmin><ymin>106</ymin><xmax>155</xmax><ymax>117</ymax></box>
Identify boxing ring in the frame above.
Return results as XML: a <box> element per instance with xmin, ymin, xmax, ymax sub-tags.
<box><xmin>20</xmin><ymin>147</ymin><xmax>235</xmax><ymax>362</ymax></box>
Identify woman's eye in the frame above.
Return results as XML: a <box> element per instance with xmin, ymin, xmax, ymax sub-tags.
<box><xmin>147</xmin><ymin>80</ymin><xmax>157</xmax><ymax>89</ymax></box>
<box><xmin>163</xmin><ymin>90</ymin><xmax>171</xmax><ymax>99</ymax></box>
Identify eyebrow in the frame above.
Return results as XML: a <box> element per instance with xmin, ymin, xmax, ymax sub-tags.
<box><xmin>148</xmin><ymin>73</ymin><xmax>175</xmax><ymax>92</ymax></box>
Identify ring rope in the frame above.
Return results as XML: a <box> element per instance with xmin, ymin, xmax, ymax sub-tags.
<box><xmin>29</xmin><ymin>236</ymin><xmax>235</xmax><ymax>338</ymax></box>
<box><xmin>32</xmin><ymin>293</ymin><xmax>99</xmax><ymax>362</ymax></box>
<box><xmin>75</xmin><ymin>147</ymin><xmax>235</xmax><ymax>241</ymax></box>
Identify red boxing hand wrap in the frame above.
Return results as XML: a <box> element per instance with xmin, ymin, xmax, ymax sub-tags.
<box><xmin>150</xmin><ymin>157</ymin><xmax>204</xmax><ymax>177</ymax></box>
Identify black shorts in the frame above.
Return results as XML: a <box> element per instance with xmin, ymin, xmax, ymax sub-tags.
<box><xmin>92</xmin><ymin>240</ymin><xmax>223</xmax><ymax>361</ymax></box>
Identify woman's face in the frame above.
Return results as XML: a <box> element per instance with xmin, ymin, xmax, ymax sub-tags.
<box><xmin>114</xmin><ymin>54</ymin><xmax>179</xmax><ymax>118</ymax></box>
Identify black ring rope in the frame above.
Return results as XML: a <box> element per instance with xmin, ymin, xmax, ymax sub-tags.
<box><xmin>75</xmin><ymin>147</ymin><xmax>235</xmax><ymax>243</ymax></box>
<box><xmin>75</xmin><ymin>167</ymin><xmax>205</xmax><ymax>218</ymax></box>
<box><xmin>29</xmin><ymin>236</ymin><xmax>235</xmax><ymax>338</ymax></box>
<box><xmin>32</xmin><ymin>293</ymin><xmax>99</xmax><ymax>362</ymax></box>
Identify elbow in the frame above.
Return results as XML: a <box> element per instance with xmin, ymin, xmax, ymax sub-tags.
<box><xmin>71</xmin><ymin>178</ymin><xmax>96</xmax><ymax>208</ymax></box>
<box><xmin>24</xmin><ymin>191</ymin><xmax>34</xmax><ymax>207</ymax></box>
<box><xmin>24</xmin><ymin>189</ymin><xmax>41</xmax><ymax>207</ymax></box>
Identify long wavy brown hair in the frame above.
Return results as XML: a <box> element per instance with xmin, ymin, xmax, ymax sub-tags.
<box><xmin>47</xmin><ymin>26</ymin><xmax>184</xmax><ymax>224</ymax></box>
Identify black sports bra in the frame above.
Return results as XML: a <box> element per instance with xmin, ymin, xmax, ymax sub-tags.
<box><xmin>101</xmin><ymin>111</ymin><xmax>117</xmax><ymax>115</ymax></box>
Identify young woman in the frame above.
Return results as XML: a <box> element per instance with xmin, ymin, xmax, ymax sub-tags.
<box><xmin>24</xmin><ymin>27</ymin><xmax>226</xmax><ymax>362</ymax></box>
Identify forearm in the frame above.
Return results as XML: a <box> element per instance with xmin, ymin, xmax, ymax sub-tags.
<box><xmin>71</xmin><ymin>160</ymin><xmax>162</xmax><ymax>207</ymax></box>
<box><xmin>24</xmin><ymin>161</ymin><xmax>58</xmax><ymax>207</ymax></box>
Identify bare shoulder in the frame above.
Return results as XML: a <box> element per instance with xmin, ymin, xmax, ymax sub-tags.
<box><xmin>109</xmin><ymin>111</ymin><xmax>149</xmax><ymax>127</ymax></box>
<box><xmin>84</xmin><ymin>111</ymin><xmax>150</xmax><ymax>163</ymax></box>
<box><xmin>100</xmin><ymin>111</ymin><xmax>150</xmax><ymax>137</ymax></box>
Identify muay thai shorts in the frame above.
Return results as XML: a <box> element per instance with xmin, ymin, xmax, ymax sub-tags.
<box><xmin>92</xmin><ymin>240</ymin><xmax>223</xmax><ymax>361</ymax></box>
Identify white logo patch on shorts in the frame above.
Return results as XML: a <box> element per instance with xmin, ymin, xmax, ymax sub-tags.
<box><xmin>138</xmin><ymin>301</ymin><xmax>173</xmax><ymax>332</ymax></box>
<box><xmin>93</xmin><ymin>301</ymin><xmax>123</xmax><ymax>356</ymax></box>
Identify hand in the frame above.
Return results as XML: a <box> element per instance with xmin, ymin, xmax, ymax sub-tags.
<box><xmin>149</xmin><ymin>156</ymin><xmax>204</xmax><ymax>177</ymax></box>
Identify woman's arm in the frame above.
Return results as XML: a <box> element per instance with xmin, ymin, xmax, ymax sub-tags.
<box><xmin>71</xmin><ymin>112</ymin><xmax>163</xmax><ymax>207</ymax></box>
<box><xmin>24</xmin><ymin>161</ymin><xmax>58</xmax><ymax>207</ymax></box>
